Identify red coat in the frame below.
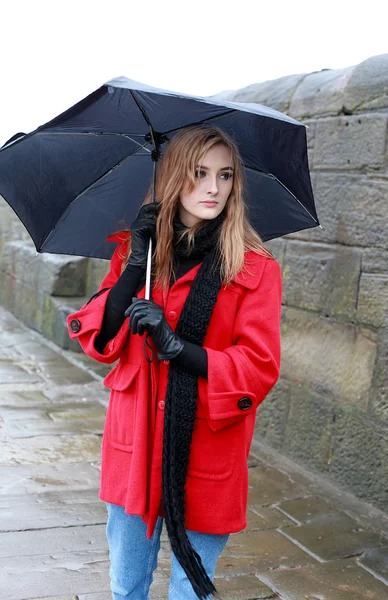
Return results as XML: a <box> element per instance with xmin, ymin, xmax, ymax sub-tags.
<box><xmin>67</xmin><ymin>233</ymin><xmax>282</xmax><ymax>538</ymax></box>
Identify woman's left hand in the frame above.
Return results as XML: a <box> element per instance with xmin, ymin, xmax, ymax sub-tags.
<box><xmin>124</xmin><ymin>298</ymin><xmax>184</xmax><ymax>360</ymax></box>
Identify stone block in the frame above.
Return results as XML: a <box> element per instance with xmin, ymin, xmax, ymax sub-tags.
<box><xmin>361</xmin><ymin>247</ymin><xmax>388</xmax><ymax>274</ymax></box>
<box><xmin>283</xmin><ymin>385</ymin><xmax>335</xmax><ymax>472</ymax></box>
<box><xmin>259</xmin><ymin>559</ymin><xmax>388</xmax><ymax>600</ymax></box>
<box><xmin>0</xmin><ymin>197</ymin><xmax>29</xmax><ymax>255</ymax></box>
<box><xmin>369</xmin><ymin>328</ymin><xmax>388</xmax><ymax>422</ymax></box>
<box><xmin>281</xmin><ymin>307</ymin><xmax>377</xmax><ymax>409</ymax></box>
<box><xmin>344</xmin><ymin>53</ymin><xmax>388</xmax><ymax>111</ymax></box>
<box><xmin>263</xmin><ymin>238</ymin><xmax>286</xmax><ymax>267</ymax></box>
<box><xmin>313</xmin><ymin>115</ymin><xmax>387</xmax><ymax>170</ymax></box>
<box><xmin>289</xmin><ymin>66</ymin><xmax>356</xmax><ymax>118</ymax></box>
<box><xmin>255</xmin><ymin>378</ymin><xmax>290</xmax><ymax>450</ymax></box>
<box><xmin>42</xmin><ymin>296</ymin><xmax>86</xmax><ymax>352</ymax></box>
<box><xmin>284</xmin><ymin>173</ymin><xmax>388</xmax><ymax>249</ymax></box>
<box><xmin>329</xmin><ymin>406</ymin><xmax>388</xmax><ymax>510</ymax></box>
<box><xmin>282</xmin><ymin>240</ymin><xmax>361</xmax><ymax>320</ymax></box>
<box><xmin>304</xmin><ymin>119</ymin><xmax>317</xmax><ymax>149</ymax></box>
<box><xmin>230</xmin><ymin>73</ymin><xmax>307</xmax><ymax>113</ymax></box>
<box><xmin>357</xmin><ymin>274</ymin><xmax>388</xmax><ymax>328</ymax></box>
<box><xmin>86</xmin><ymin>257</ymin><xmax>110</xmax><ymax>297</ymax></box>
<box><xmin>2</xmin><ymin>240</ymin><xmax>88</xmax><ymax>296</ymax></box>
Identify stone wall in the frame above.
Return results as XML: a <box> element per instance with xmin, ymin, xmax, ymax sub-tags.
<box><xmin>213</xmin><ymin>54</ymin><xmax>388</xmax><ymax>510</ymax></box>
<box><xmin>0</xmin><ymin>201</ymin><xmax>109</xmax><ymax>350</ymax></box>
<box><xmin>0</xmin><ymin>53</ymin><xmax>387</xmax><ymax>510</ymax></box>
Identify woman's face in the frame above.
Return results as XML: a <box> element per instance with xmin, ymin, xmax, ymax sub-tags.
<box><xmin>178</xmin><ymin>143</ymin><xmax>234</xmax><ymax>227</ymax></box>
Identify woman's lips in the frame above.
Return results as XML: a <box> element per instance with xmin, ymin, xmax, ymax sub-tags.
<box><xmin>201</xmin><ymin>201</ymin><xmax>218</xmax><ymax>206</ymax></box>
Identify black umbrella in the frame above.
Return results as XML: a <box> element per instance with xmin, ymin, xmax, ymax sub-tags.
<box><xmin>0</xmin><ymin>76</ymin><xmax>319</xmax><ymax>264</ymax></box>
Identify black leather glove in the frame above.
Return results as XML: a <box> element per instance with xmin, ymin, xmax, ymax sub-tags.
<box><xmin>129</xmin><ymin>203</ymin><xmax>160</xmax><ymax>267</ymax></box>
<box><xmin>125</xmin><ymin>298</ymin><xmax>184</xmax><ymax>360</ymax></box>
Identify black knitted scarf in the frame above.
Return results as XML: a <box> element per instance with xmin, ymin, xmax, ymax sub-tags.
<box><xmin>162</xmin><ymin>210</ymin><xmax>225</xmax><ymax>599</ymax></box>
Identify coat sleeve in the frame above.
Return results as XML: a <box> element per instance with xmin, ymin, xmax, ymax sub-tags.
<box><xmin>198</xmin><ymin>258</ymin><xmax>282</xmax><ymax>432</ymax></box>
<box><xmin>66</xmin><ymin>238</ymin><xmax>131</xmax><ymax>364</ymax></box>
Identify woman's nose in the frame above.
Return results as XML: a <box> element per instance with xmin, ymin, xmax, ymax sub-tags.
<box><xmin>207</xmin><ymin>177</ymin><xmax>218</xmax><ymax>194</ymax></box>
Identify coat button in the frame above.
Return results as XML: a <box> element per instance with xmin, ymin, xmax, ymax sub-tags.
<box><xmin>167</xmin><ymin>310</ymin><xmax>177</xmax><ymax>320</ymax></box>
<box><xmin>158</xmin><ymin>400</ymin><xmax>165</xmax><ymax>410</ymax></box>
<box><xmin>70</xmin><ymin>319</ymin><xmax>81</xmax><ymax>333</ymax></box>
<box><xmin>238</xmin><ymin>397</ymin><xmax>252</xmax><ymax>411</ymax></box>
<box><xmin>162</xmin><ymin>360</ymin><xmax>169</xmax><ymax>365</ymax></box>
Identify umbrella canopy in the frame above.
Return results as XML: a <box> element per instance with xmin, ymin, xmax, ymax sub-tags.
<box><xmin>0</xmin><ymin>77</ymin><xmax>319</xmax><ymax>259</ymax></box>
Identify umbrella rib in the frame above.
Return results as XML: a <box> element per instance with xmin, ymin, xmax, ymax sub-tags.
<box><xmin>40</xmin><ymin>143</ymin><xmax>150</xmax><ymax>250</ymax></box>
<box><xmin>34</xmin><ymin>131</ymin><xmax>147</xmax><ymax>137</ymax></box>
<box><xmin>162</xmin><ymin>109</ymin><xmax>236</xmax><ymax>136</ymax></box>
<box><xmin>129</xmin><ymin>90</ymin><xmax>156</xmax><ymax>135</ymax></box>
<box><xmin>266</xmin><ymin>172</ymin><xmax>319</xmax><ymax>224</ymax></box>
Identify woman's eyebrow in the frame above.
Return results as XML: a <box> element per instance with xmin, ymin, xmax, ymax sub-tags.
<box><xmin>196</xmin><ymin>164</ymin><xmax>234</xmax><ymax>171</ymax></box>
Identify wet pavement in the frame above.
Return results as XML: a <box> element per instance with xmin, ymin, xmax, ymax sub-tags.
<box><xmin>0</xmin><ymin>305</ymin><xmax>387</xmax><ymax>600</ymax></box>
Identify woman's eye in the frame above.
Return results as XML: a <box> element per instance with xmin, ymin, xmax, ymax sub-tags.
<box><xmin>195</xmin><ymin>170</ymin><xmax>206</xmax><ymax>178</ymax></box>
<box><xmin>220</xmin><ymin>173</ymin><xmax>232</xmax><ymax>180</ymax></box>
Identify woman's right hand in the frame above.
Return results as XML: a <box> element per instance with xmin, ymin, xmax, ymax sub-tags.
<box><xmin>128</xmin><ymin>203</ymin><xmax>160</xmax><ymax>267</ymax></box>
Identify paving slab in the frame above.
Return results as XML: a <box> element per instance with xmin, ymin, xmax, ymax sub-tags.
<box><xmin>245</xmin><ymin>506</ymin><xmax>295</xmax><ymax>531</ymax></box>
<box><xmin>43</xmin><ymin>381</ymin><xmax>109</xmax><ymax>407</ymax></box>
<box><xmin>25</xmin><ymin>596</ymin><xmax>80</xmax><ymax>600</ymax></box>
<box><xmin>11</xmin><ymin>339</ymin><xmax>68</xmax><ymax>363</ymax></box>
<box><xmin>276</xmin><ymin>494</ymin><xmax>342</xmax><ymax>523</ymax></box>
<box><xmin>0</xmin><ymin>390</ymin><xmax>53</xmax><ymax>407</ymax></box>
<box><xmin>35</xmin><ymin>360</ymin><xmax>94</xmax><ymax>386</ymax></box>
<box><xmin>0</xmin><ymin>490</ymin><xmax>106</xmax><ymax>532</ymax></box>
<box><xmin>0</xmin><ymin>433</ymin><xmax>102</xmax><ymax>465</ymax></box>
<box><xmin>258</xmin><ymin>558</ymin><xmax>388</xmax><ymax>600</ymax></box>
<box><xmin>0</xmin><ymin>462</ymin><xmax>100</xmax><ymax>495</ymax></box>
<box><xmin>279</xmin><ymin>513</ymin><xmax>388</xmax><ymax>561</ymax></box>
<box><xmin>220</xmin><ymin>529</ymin><xmax>317</xmax><ymax>572</ymax></box>
<box><xmin>358</xmin><ymin>546</ymin><xmax>388</xmax><ymax>584</ymax></box>
<box><xmin>215</xmin><ymin>574</ymin><xmax>278</xmax><ymax>599</ymax></box>
<box><xmin>0</xmin><ymin>360</ymin><xmax>43</xmax><ymax>384</ymax></box>
<box><xmin>0</xmin><ymin>550</ymin><xmax>111</xmax><ymax>600</ymax></box>
<box><xmin>0</xmin><ymin>524</ymin><xmax>107</xmax><ymax>559</ymax></box>
<box><xmin>248</xmin><ymin>464</ymin><xmax>302</xmax><ymax>505</ymax></box>
<box><xmin>0</xmin><ymin>402</ymin><xmax>105</xmax><ymax>437</ymax></box>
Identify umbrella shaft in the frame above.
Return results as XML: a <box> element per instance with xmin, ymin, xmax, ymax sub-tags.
<box><xmin>145</xmin><ymin>238</ymin><xmax>153</xmax><ymax>300</ymax></box>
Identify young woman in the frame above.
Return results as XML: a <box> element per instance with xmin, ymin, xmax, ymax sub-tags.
<box><xmin>67</xmin><ymin>126</ymin><xmax>282</xmax><ymax>600</ymax></box>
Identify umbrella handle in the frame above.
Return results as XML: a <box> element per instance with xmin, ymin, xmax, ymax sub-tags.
<box><xmin>145</xmin><ymin>237</ymin><xmax>153</xmax><ymax>300</ymax></box>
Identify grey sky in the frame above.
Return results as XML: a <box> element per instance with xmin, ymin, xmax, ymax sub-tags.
<box><xmin>1</xmin><ymin>0</ymin><xmax>387</xmax><ymax>145</ymax></box>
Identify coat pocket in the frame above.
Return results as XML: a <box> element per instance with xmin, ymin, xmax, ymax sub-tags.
<box><xmin>103</xmin><ymin>363</ymin><xmax>140</xmax><ymax>452</ymax></box>
<box><xmin>187</xmin><ymin>416</ymin><xmax>241</xmax><ymax>481</ymax></box>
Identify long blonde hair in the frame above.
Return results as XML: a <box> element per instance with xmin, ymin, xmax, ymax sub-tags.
<box><xmin>120</xmin><ymin>125</ymin><xmax>272</xmax><ymax>289</ymax></box>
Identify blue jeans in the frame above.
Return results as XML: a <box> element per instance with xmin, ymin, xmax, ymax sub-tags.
<box><xmin>106</xmin><ymin>503</ymin><xmax>229</xmax><ymax>600</ymax></box>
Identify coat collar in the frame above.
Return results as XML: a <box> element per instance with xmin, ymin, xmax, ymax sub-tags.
<box><xmin>107</xmin><ymin>234</ymin><xmax>267</xmax><ymax>291</ymax></box>
<box><xmin>168</xmin><ymin>251</ymin><xmax>267</xmax><ymax>291</ymax></box>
